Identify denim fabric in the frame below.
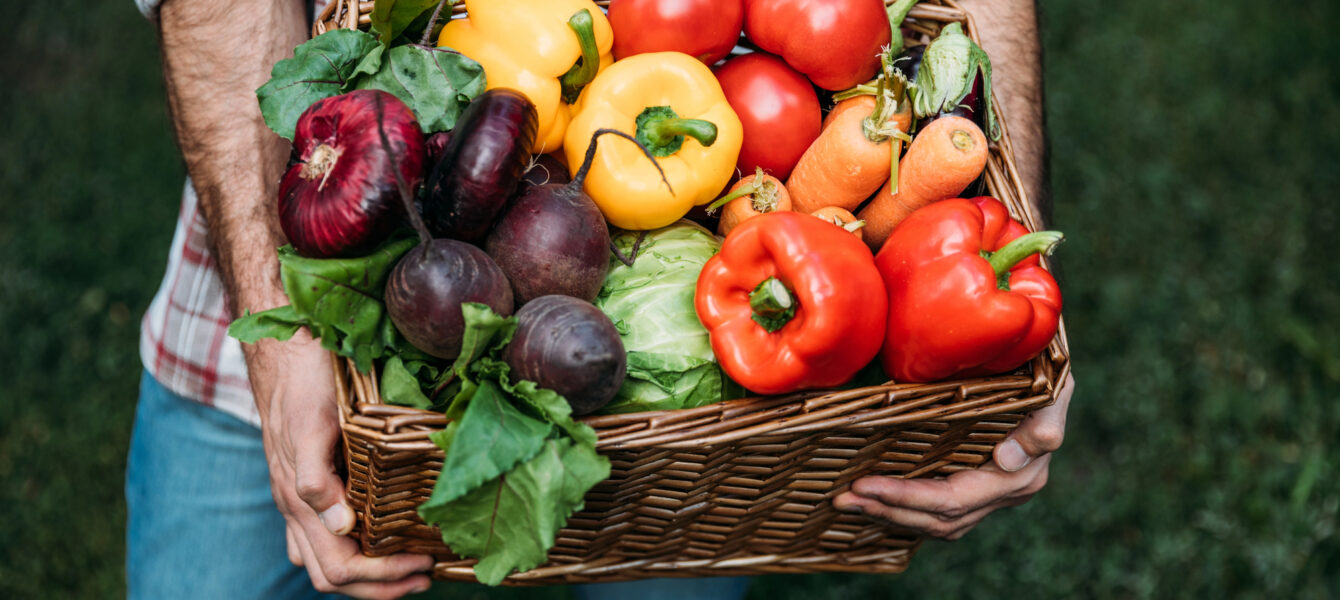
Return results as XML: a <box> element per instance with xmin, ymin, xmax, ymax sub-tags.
<box><xmin>125</xmin><ymin>371</ymin><xmax>336</xmax><ymax>600</ymax></box>
<box><xmin>126</xmin><ymin>371</ymin><xmax>750</xmax><ymax>599</ymax></box>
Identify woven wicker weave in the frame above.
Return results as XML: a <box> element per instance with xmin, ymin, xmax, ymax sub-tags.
<box><xmin>320</xmin><ymin>0</ymin><xmax>1072</xmax><ymax>585</ymax></box>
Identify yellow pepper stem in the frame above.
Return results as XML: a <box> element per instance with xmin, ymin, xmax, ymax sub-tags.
<box><xmin>634</xmin><ymin>106</ymin><xmax>718</xmax><ymax>158</ymax></box>
<box><xmin>559</xmin><ymin>9</ymin><xmax>600</xmax><ymax>104</ymax></box>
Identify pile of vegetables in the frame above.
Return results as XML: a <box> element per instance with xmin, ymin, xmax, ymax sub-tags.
<box><xmin>228</xmin><ymin>0</ymin><xmax>1066</xmax><ymax>585</ymax></box>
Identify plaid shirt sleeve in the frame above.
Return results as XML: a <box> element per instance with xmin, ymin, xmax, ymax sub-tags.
<box><xmin>140</xmin><ymin>181</ymin><xmax>260</xmax><ymax>427</ymax></box>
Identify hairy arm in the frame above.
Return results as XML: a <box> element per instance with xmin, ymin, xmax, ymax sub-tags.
<box><xmin>834</xmin><ymin>0</ymin><xmax>1074</xmax><ymax>539</ymax></box>
<box><xmin>157</xmin><ymin>1</ymin><xmax>432</xmax><ymax>596</ymax></box>
<box><xmin>961</xmin><ymin>0</ymin><xmax>1049</xmax><ymax>223</ymax></box>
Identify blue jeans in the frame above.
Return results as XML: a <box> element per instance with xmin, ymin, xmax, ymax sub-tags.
<box><xmin>127</xmin><ymin>371</ymin><xmax>749</xmax><ymax>599</ymax></box>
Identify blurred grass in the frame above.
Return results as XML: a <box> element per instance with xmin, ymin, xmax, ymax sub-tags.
<box><xmin>2</xmin><ymin>0</ymin><xmax>1337</xmax><ymax>598</ymax></box>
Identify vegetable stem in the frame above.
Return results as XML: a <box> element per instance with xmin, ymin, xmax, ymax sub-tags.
<box><xmin>643</xmin><ymin>117</ymin><xmax>718</xmax><ymax>151</ymax></box>
<box><xmin>749</xmin><ymin>277</ymin><xmax>797</xmax><ymax>333</ymax></box>
<box><xmin>635</xmin><ymin>105</ymin><xmax>718</xmax><ymax>158</ymax></box>
<box><xmin>419</xmin><ymin>0</ymin><xmax>452</xmax><ymax>46</ymax></box>
<box><xmin>374</xmin><ymin>94</ymin><xmax>433</xmax><ymax>245</ymax></box>
<box><xmin>559</xmin><ymin>9</ymin><xmax>600</xmax><ymax>105</ymax></box>
<box><xmin>834</xmin><ymin>83</ymin><xmax>881</xmax><ymax>101</ymax></box>
<box><xmin>707</xmin><ymin>179</ymin><xmax>759</xmax><ymax>212</ymax></box>
<box><xmin>984</xmin><ymin>230</ymin><xmax>1064</xmax><ymax>290</ymax></box>
<box><xmin>573</xmin><ymin>128</ymin><xmax>673</xmax><ymax>195</ymax></box>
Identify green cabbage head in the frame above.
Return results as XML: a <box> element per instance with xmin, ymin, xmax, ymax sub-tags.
<box><xmin>594</xmin><ymin>221</ymin><xmax>724</xmax><ymax>414</ymax></box>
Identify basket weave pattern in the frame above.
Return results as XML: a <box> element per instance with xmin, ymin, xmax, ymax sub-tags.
<box><xmin>319</xmin><ymin>0</ymin><xmax>1072</xmax><ymax>584</ymax></box>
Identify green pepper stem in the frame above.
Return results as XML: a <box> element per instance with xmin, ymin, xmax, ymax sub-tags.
<box><xmin>749</xmin><ymin>277</ymin><xmax>797</xmax><ymax>333</ymax></box>
<box><xmin>643</xmin><ymin>117</ymin><xmax>718</xmax><ymax>149</ymax></box>
<box><xmin>987</xmin><ymin>231</ymin><xmax>1065</xmax><ymax>278</ymax></box>
<box><xmin>559</xmin><ymin>9</ymin><xmax>599</xmax><ymax>104</ymax></box>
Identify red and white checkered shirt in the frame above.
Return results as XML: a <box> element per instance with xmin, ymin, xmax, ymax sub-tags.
<box><xmin>141</xmin><ymin>181</ymin><xmax>260</xmax><ymax>426</ymax></box>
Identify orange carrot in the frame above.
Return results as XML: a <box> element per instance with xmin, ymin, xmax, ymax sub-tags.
<box><xmin>788</xmin><ymin>93</ymin><xmax>913</xmax><ymax>214</ymax></box>
<box><xmin>787</xmin><ymin>96</ymin><xmax>887</xmax><ymax>214</ymax></box>
<box><xmin>808</xmin><ymin>206</ymin><xmax>866</xmax><ymax>244</ymax></box>
<box><xmin>709</xmin><ymin>168</ymin><xmax>792</xmax><ymax>236</ymax></box>
<box><xmin>858</xmin><ymin>115</ymin><xmax>989</xmax><ymax>251</ymax></box>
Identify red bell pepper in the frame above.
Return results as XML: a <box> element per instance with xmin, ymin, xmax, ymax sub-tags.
<box><xmin>696</xmin><ymin>211</ymin><xmax>887</xmax><ymax>395</ymax></box>
<box><xmin>743</xmin><ymin>0</ymin><xmax>892</xmax><ymax>91</ymax></box>
<box><xmin>875</xmin><ymin>196</ymin><xmax>1063</xmax><ymax>383</ymax></box>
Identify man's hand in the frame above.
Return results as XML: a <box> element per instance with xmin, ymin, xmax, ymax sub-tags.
<box><xmin>158</xmin><ymin>0</ymin><xmax>434</xmax><ymax>596</ymax></box>
<box><xmin>834</xmin><ymin>373</ymin><xmax>1073</xmax><ymax>539</ymax></box>
<box><xmin>246</xmin><ymin>334</ymin><xmax>434</xmax><ymax>598</ymax></box>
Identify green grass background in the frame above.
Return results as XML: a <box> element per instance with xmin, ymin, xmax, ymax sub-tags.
<box><xmin>2</xmin><ymin>0</ymin><xmax>1337</xmax><ymax>597</ymax></box>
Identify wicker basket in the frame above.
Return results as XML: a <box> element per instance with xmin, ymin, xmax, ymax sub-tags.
<box><xmin>320</xmin><ymin>0</ymin><xmax>1072</xmax><ymax>585</ymax></box>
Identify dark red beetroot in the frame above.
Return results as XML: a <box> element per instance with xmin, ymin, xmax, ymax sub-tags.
<box><xmin>278</xmin><ymin>89</ymin><xmax>424</xmax><ymax>258</ymax></box>
<box><xmin>486</xmin><ymin>130</ymin><xmax>667</xmax><ymax>305</ymax></box>
<box><xmin>422</xmin><ymin>88</ymin><xmax>538</xmax><ymax>244</ymax></box>
<box><xmin>503</xmin><ymin>295</ymin><xmax>626</xmax><ymax>415</ymax></box>
<box><xmin>366</xmin><ymin>94</ymin><xmax>514</xmax><ymax>359</ymax></box>
<box><xmin>385</xmin><ymin>240</ymin><xmax>513</xmax><ymax>359</ymax></box>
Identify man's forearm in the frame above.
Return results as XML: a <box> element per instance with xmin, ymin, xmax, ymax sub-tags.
<box><xmin>956</xmin><ymin>0</ymin><xmax>1048</xmax><ymax>222</ymax></box>
<box><xmin>158</xmin><ymin>0</ymin><xmax>306</xmax><ymax>316</ymax></box>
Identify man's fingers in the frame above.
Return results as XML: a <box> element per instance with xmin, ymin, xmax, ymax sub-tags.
<box><xmin>997</xmin><ymin>371</ymin><xmax>1074</xmax><ymax>470</ymax></box>
<box><xmin>833</xmin><ymin>491</ymin><xmax>1014</xmax><ymax>540</ymax></box>
<box><xmin>288</xmin><ymin>404</ymin><xmax>351</xmax><ymax>534</ymax></box>
<box><xmin>286</xmin><ymin>524</ymin><xmax>303</xmax><ymax>566</ymax></box>
<box><xmin>845</xmin><ymin>457</ymin><xmax>1048</xmax><ymax>519</ymax></box>
<box><xmin>292</xmin><ymin>521</ymin><xmax>435</xmax><ymax>599</ymax></box>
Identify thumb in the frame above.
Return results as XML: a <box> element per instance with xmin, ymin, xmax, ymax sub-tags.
<box><xmin>996</xmin><ymin>371</ymin><xmax>1074</xmax><ymax>472</ymax></box>
<box><xmin>292</xmin><ymin>415</ymin><xmax>354</xmax><ymax>536</ymax></box>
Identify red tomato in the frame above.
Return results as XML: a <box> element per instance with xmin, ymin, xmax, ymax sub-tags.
<box><xmin>608</xmin><ymin>0</ymin><xmax>745</xmax><ymax>65</ymax></box>
<box><xmin>744</xmin><ymin>0</ymin><xmax>891</xmax><ymax>90</ymax></box>
<box><xmin>714</xmin><ymin>52</ymin><xmax>822</xmax><ymax>180</ymax></box>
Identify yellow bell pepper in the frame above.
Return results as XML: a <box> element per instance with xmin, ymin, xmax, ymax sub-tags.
<box><xmin>564</xmin><ymin>52</ymin><xmax>743</xmax><ymax>231</ymax></box>
<box><xmin>438</xmin><ymin>0</ymin><xmax>613</xmax><ymax>154</ymax></box>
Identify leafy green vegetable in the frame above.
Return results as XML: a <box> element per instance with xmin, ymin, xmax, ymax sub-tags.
<box><xmin>620</xmin><ymin>352</ymin><xmax>723</xmax><ymax>413</ymax></box>
<box><xmin>256</xmin><ymin>24</ymin><xmax>484</xmax><ymax>139</ymax></box>
<box><xmin>392</xmin><ymin>304</ymin><xmax>609</xmax><ymax>584</ymax></box>
<box><xmin>352</xmin><ymin>44</ymin><xmax>486</xmax><ymax>134</ymax></box>
<box><xmin>370</xmin><ymin>0</ymin><xmax>445</xmax><ymax>48</ymax></box>
<box><xmin>256</xmin><ymin>29</ymin><xmax>383</xmax><ymax>140</ymax></box>
<box><xmin>386</xmin><ymin>303</ymin><xmax>518</xmax><ymax>416</ymax></box>
<box><xmin>227</xmin><ymin>236</ymin><xmax>417</xmax><ymax>372</ymax></box>
<box><xmin>232</xmin><ymin>249</ymin><xmax>610</xmax><ymax>585</ymax></box>
<box><xmin>380</xmin><ymin>354</ymin><xmax>445</xmax><ymax>409</ymax></box>
<box><xmin>594</xmin><ymin>221</ymin><xmax>723</xmax><ymax>414</ymax></box>
<box><xmin>885</xmin><ymin>0</ymin><xmax>918</xmax><ymax>56</ymax></box>
<box><xmin>910</xmin><ymin>22</ymin><xmax>999</xmax><ymax>140</ymax></box>
<box><xmin>421</xmin><ymin>380</ymin><xmax>552</xmax><ymax>507</ymax></box>
<box><xmin>422</xmin><ymin>437</ymin><xmax>609</xmax><ymax>586</ymax></box>
<box><xmin>227</xmin><ymin>305</ymin><xmax>304</xmax><ymax>344</ymax></box>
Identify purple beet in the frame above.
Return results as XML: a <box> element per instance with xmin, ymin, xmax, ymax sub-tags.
<box><xmin>485</xmin><ymin>129</ymin><xmax>667</xmax><ymax>306</ymax></box>
<box><xmin>503</xmin><ymin>295</ymin><xmax>626</xmax><ymax>415</ymax></box>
